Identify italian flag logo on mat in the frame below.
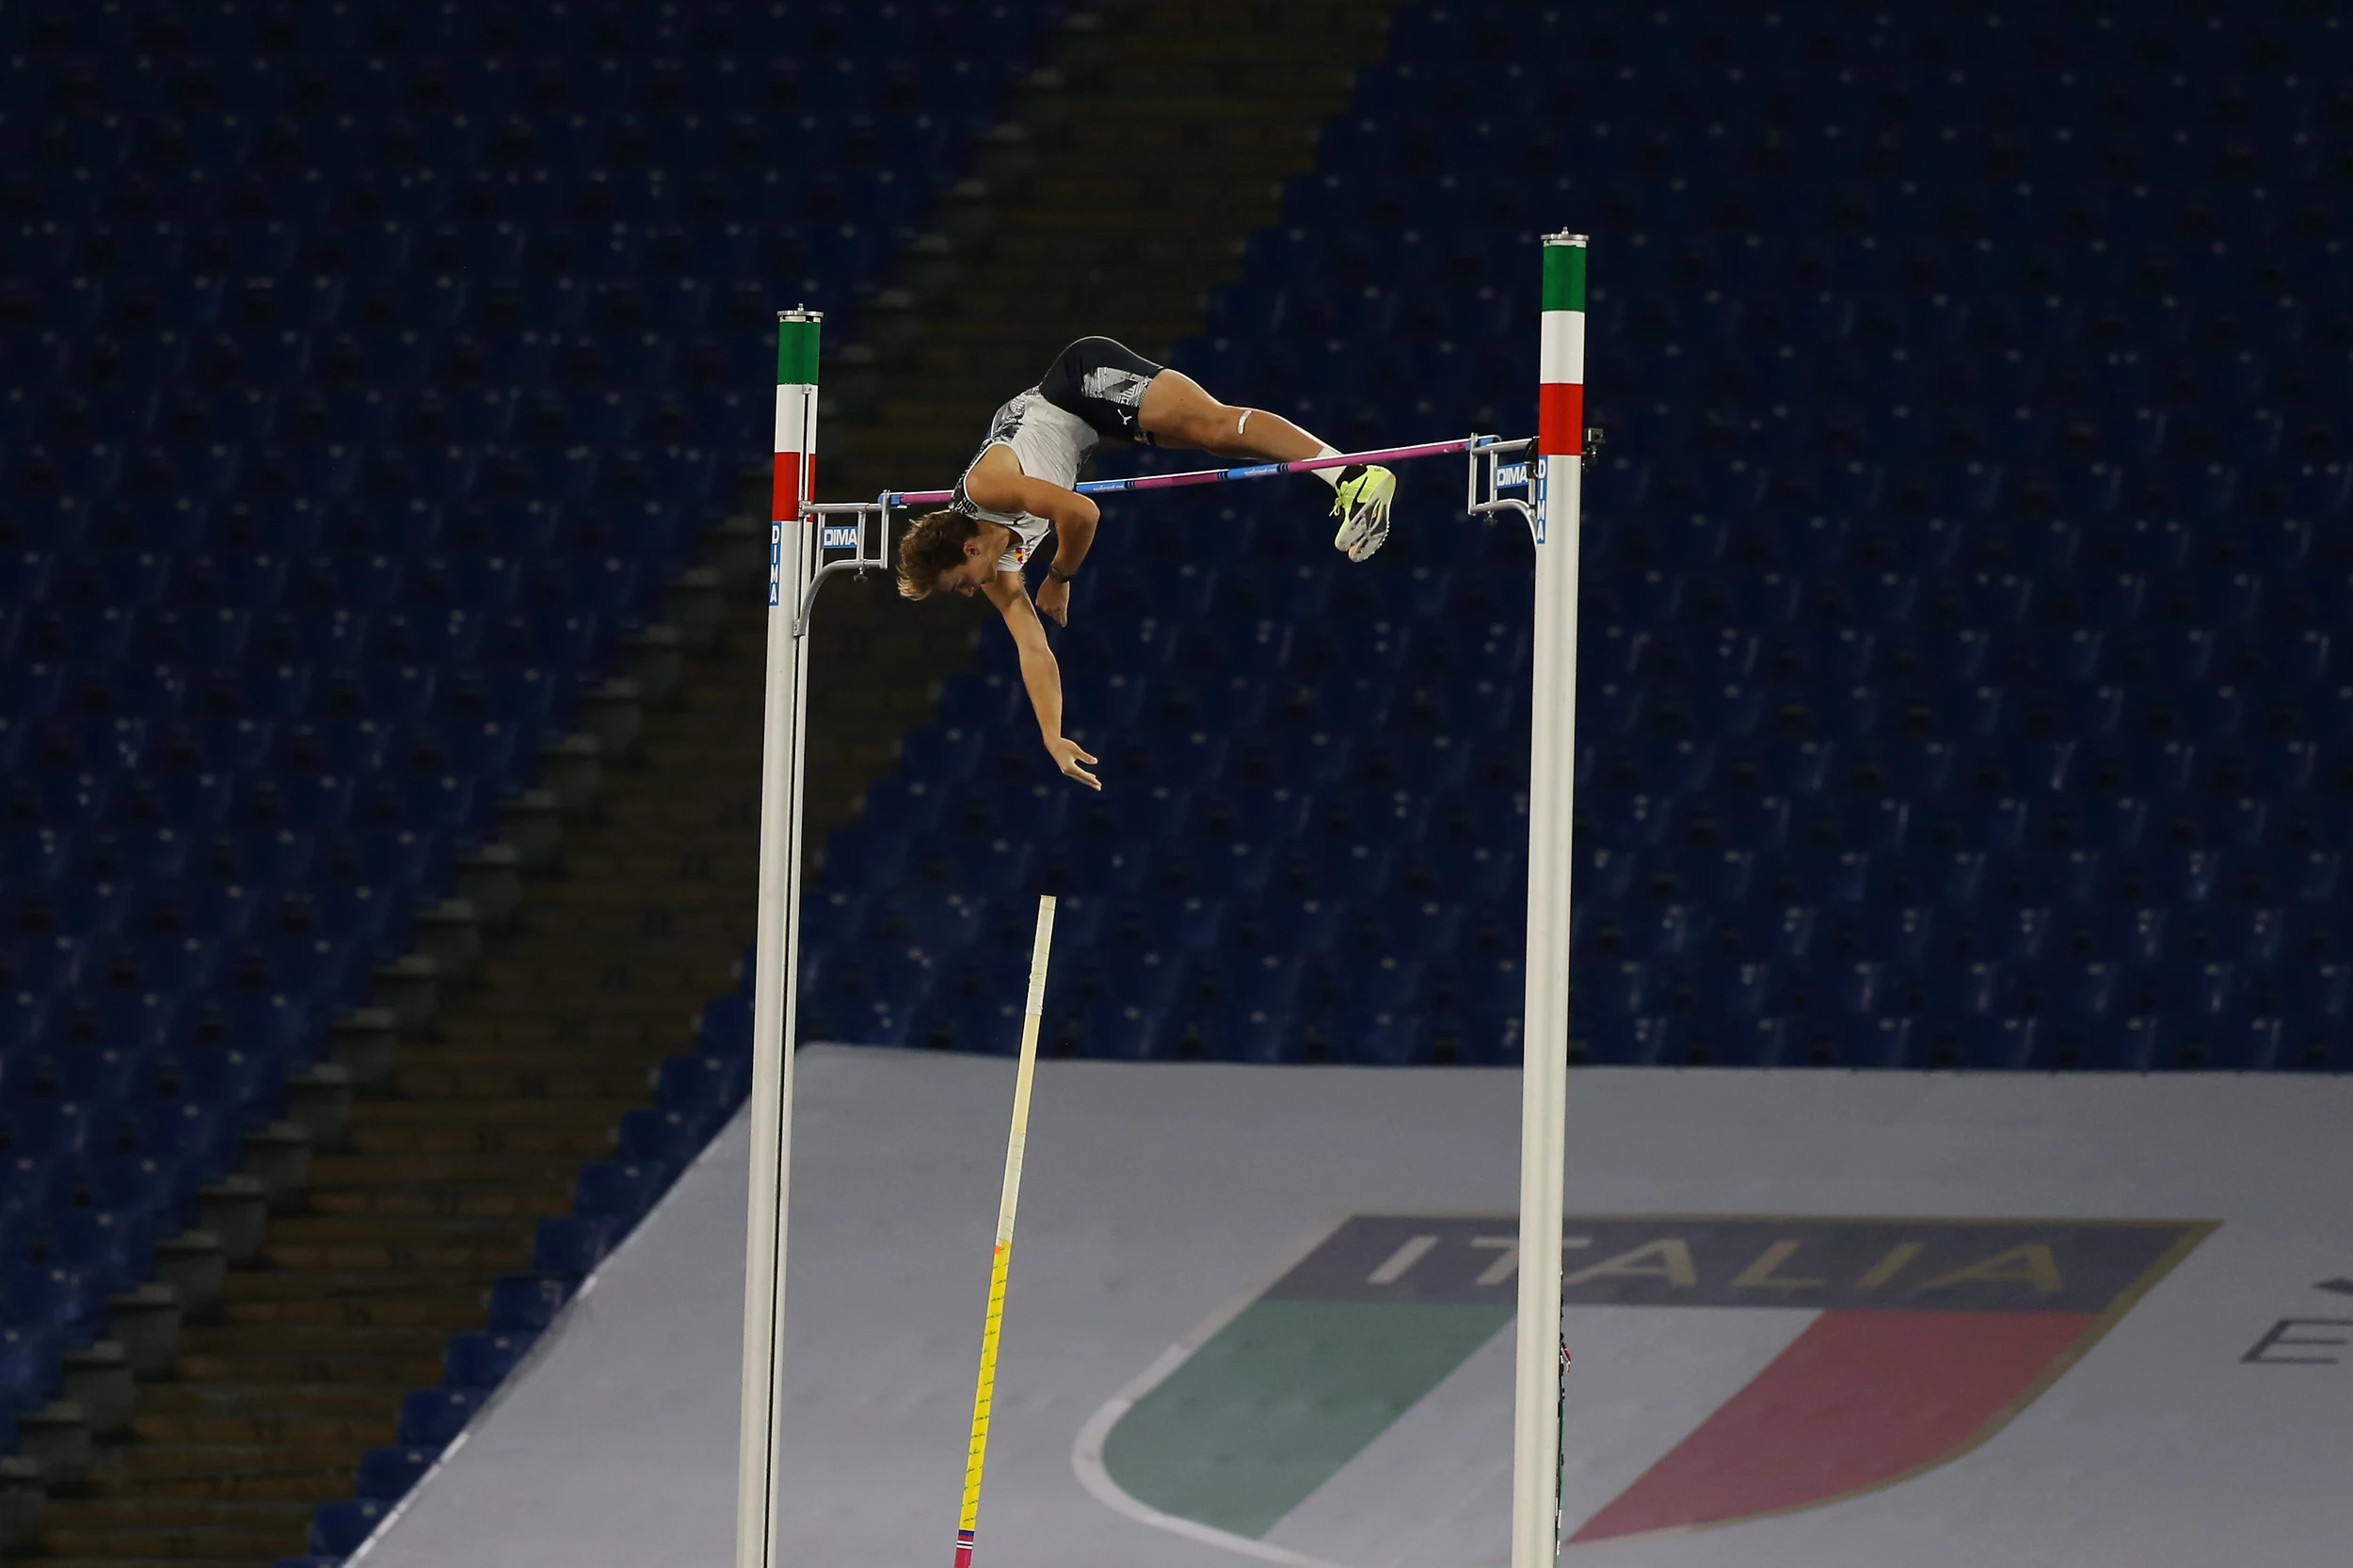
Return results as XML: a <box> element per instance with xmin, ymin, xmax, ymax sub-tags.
<box><xmin>1076</xmin><ymin>1213</ymin><xmax>2208</xmax><ymax>1565</ymax></box>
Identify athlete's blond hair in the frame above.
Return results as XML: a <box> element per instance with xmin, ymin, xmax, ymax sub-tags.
<box><xmin>897</xmin><ymin>508</ymin><xmax>981</xmax><ymax>600</ymax></box>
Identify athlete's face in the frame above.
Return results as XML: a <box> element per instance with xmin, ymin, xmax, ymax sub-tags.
<box><xmin>945</xmin><ymin>553</ymin><xmax>993</xmax><ymax>597</ymax></box>
<box><xmin>946</xmin><ymin>529</ymin><xmax>1002</xmax><ymax>597</ymax></box>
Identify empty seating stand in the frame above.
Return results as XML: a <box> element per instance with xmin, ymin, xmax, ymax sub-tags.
<box><xmin>781</xmin><ymin>0</ymin><xmax>2350</xmax><ymax>1075</ymax></box>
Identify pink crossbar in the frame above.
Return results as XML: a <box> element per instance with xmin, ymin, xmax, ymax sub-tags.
<box><xmin>882</xmin><ymin>435</ymin><xmax>1509</xmax><ymax>509</ymax></box>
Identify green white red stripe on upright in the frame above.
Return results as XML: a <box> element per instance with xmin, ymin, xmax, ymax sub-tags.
<box><xmin>1538</xmin><ymin>236</ymin><xmax>1587</xmax><ymax>464</ymax></box>
<box><xmin>771</xmin><ymin>309</ymin><xmax>821</xmax><ymax>601</ymax></box>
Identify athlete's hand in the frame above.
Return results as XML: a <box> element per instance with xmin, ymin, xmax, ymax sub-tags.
<box><xmin>1035</xmin><ymin>576</ymin><xmax>1071</xmax><ymax>626</ymax></box>
<box><xmin>1046</xmin><ymin>736</ymin><xmax>1099</xmax><ymax>790</ymax></box>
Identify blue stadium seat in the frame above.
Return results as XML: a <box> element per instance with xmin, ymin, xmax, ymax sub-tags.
<box><xmin>396</xmin><ymin>1386</ymin><xmax>485</xmax><ymax>1449</ymax></box>
<box><xmin>310</xmin><ymin>1499</ymin><xmax>391</xmax><ymax>1558</ymax></box>
<box><xmin>2174</xmin><ymin>905</ymin><xmax>2284</xmax><ymax>967</ymax></box>
<box><xmin>1959</xmin><ymin>905</ymin><xmax>2055</xmax><ymax>964</ymax></box>
<box><xmin>656</xmin><ymin>1053</ymin><xmax>749</xmax><ymax>1127</ymax></box>
<box><xmin>1689</xmin><ymin>962</ymin><xmax>1785</xmax><ymax>1023</ymax></box>
<box><xmin>487</xmin><ymin>1272</ymin><xmax>574</xmax><ymax>1334</ymax></box>
<box><xmin>0</xmin><ymin>1322</ymin><xmax>65</xmax><ymax>1423</ymax></box>
<box><xmin>530</xmin><ymin>1214</ymin><xmax>622</xmax><ymax>1280</ymax></box>
<box><xmin>444</xmin><ymin>1330</ymin><xmax>538</xmax><ymax>1389</ymax></box>
<box><xmin>0</xmin><ymin>1263</ymin><xmax>108</xmax><ymax>1340</ymax></box>
<box><xmin>1927</xmin><ymin>794</ymin><xmax>2029</xmax><ymax>853</ymax></box>
<box><xmin>1774</xmin><ymin>849</ymin><xmax>1876</xmax><ymax>905</ymax></box>
<box><xmin>2261</xmin><ymin>849</ymin><xmax>2341</xmax><ymax>904</ymax></box>
<box><xmin>0</xmin><ymin>936</ymin><xmax>89</xmax><ymax>993</ymax></box>
<box><xmin>1068</xmin><ymin>997</ymin><xmax>1177</xmax><ymax>1062</ymax></box>
<box><xmin>2028</xmin><ymin>960</ymin><xmax>2133</xmax><ymax>1021</ymax></box>
<box><xmin>357</xmin><ymin>1445</ymin><xmax>440</xmax><ymax>1503</ymax></box>
<box><xmin>50</xmin><ymin>1209</ymin><xmax>157</xmax><ymax>1294</ymax></box>
<box><xmin>1685</xmin><ymin>1015</ymin><xmax>1788</xmax><ymax>1067</ymax></box>
<box><xmin>1197</xmin><ymin>1000</ymin><xmax>1302</xmax><ymax>1064</ymax></box>
<box><xmin>1579</xmin><ymin>792</ymin><xmax>1673</xmax><ymax>850</ymax></box>
<box><xmin>1332</xmin><ymin>1011</ymin><xmax>1433</xmax><ymax>1067</ymax></box>
<box><xmin>611</xmin><ymin>1105</ymin><xmax>706</xmax><ymax>1175</ymax></box>
<box><xmin>1811</xmin><ymin>795</ymin><xmax>1910</xmax><ymax>851</ymax></box>
<box><xmin>823</xmin><ymin>822</ymin><xmax>910</xmax><ymax>888</ymax></box>
<box><xmin>1929</xmin><ymin>1016</ymin><xmax>2044</xmax><ymax>1071</ymax></box>
<box><xmin>1712</xmin><ymin>904</ymin><xmax>1817</xmax><ymax>963</ymax></box>
<box><xmin>574</xmin><ymin>1153</ymin><xmax>678</xmax><ymax>1224</ymax></box>
<box><xmin>2278</xmin><ymin>963</ymin><xmax>2350</xmax><ymax>1019</ymax></box>
<box><xmin>1591</xmin><ymin>903</ymin><xmax>1696</xmax><ymax>963</ymax></box>
<box><xmin>2159</xmin><ymin>962</ymin><xmax>2241</xmax><ymax>1021</ymax></box>
<box><xmin>1786</xmin><ymin>1015</ymin><xmax>1914</xmax><ymax>1069</ymax></box>
<box><xmin>2059</xmin><ymin>1016</ymin><xmax>2173</xmax><ymax>1073</ymax></box>
<box><xmin>1211</xmin><ymin>952</ymin><xmax>1310</xmax><ymax>1018</ymax></box>
<box><xmin>1567</xmin><ymin>959</ymin><xmax>1651</xmax><ymax>1024</ymax></box>
<box><xmin>2179</xmin><ymin>1016</ymin><xmax>2286</xmax><ymax>1072</ymax></box>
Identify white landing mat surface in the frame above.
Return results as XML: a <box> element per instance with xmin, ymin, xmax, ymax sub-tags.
<box><xmin>360</xmin><ymin>1050</ymin><xmax>2353</xmax><ymax>1568</ymax></box>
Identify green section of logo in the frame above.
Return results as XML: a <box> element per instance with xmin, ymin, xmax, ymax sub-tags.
<box><xmin>1100</xmin><ymin>1298</ymin><xmax>1512</xmax><ymax>1538</ymax></box>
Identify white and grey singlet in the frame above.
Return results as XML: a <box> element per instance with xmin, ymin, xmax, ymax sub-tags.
<box><xmin>950</xmin><ymin>335</ymin><xmax>1168</xmax><ymax>574</ymax></box>
<box><xmin>951</xmin><ymin>389</ymin><xmax>1098</xmax><ymax>572</ymax></box>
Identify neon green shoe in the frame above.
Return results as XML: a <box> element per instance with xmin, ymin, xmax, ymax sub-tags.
<box><xmin>1330</xmin><ymin>465</ymin><xmax>1397</xmax><ymax>562</ymax></box>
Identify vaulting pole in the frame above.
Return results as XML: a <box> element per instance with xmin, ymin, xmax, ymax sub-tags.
<box><xmin>953</xmin><ymin>896</ymin><xmax>1058</xmax><ymax>1568</ymax></box>
<box><xmin>735</xmin><ymin>307</ymin><xmax>821</xmax><ymax>1568</ymax></box>
<box><xmin>1513</xmin><ymin>233</ymin><xmax>1586</xmax><ymax>1568</ymax></box>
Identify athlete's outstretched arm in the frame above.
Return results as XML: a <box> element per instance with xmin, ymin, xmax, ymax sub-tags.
<box><xmin>982</xmin><ymin>572</ymin><xmax>1100</xmax><ymax>790</ymax></box>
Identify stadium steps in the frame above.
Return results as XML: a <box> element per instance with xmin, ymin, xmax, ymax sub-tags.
<box><xmin>255</xmin><ymin>1217</ymin><xmax>538</xmax><ymax>1276</ymax></box>
<box><xmin>306</xmin><ymin>1177</ymin><xmax>580</xmax><ymax>1219</ymax></box>
<box><xmin>338</xmin><ymin>1102</ymin><xmax>643</xmax><ymax>1157</ymax></box>
<box><xmin>217</xmin><ymin>1277</ymin><xmax>486</xmax><ymax>1331</ymax></box>
<box><xmin>92</xmin><ymin>1445</ymin><xmax>364</xmax><ymax>1500</ymax></box>
<box><xmin>386</xmin><ymin>1060</ymin><xmax>654</xmax><ymax>1101</ymax></box>
<box><xmin>38</xmin><ymin>595</ymin><xmax>771</xmax><ymax>1564</ymax></box>
<box><xmin>36</xmin><ymin>1497</ymin><xmax>319</xmax><ymax>1562</ymax></box>
<box><xmin>170</xmin><ymin>1336</ymin><xmax>449</xmax><ymax>1390</ymax></box>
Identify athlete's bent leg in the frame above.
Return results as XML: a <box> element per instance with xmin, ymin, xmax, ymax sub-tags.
<box><xmin>1137</xmin><ymin>369</ymin><xmax>1326</xmax><ymax>463</ymax></box>
<box><xmin>1138</xmin><ymin>367</ymin><xmax>1398</xmax><ymax>564</ymax></box>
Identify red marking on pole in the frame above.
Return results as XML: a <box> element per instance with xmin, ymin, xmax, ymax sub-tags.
<box><xmin>771</xmin><ymin>452</ymin><xmax>807</xmax><ymax>523</ymax></box>
<box><xmin>1538</xmin><ymin>383</ymin><xmax>1583</xmax><ymax>458</ymax></box>
<box><xmin>1571</xmin><ymin>1309</ymin><xmax>2095</xmax><ymax>1542</ymax></box>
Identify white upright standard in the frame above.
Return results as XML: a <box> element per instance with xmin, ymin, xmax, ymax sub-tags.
<box><xmin>1514</xmin><ymin>232</ymin><xmax>1586</xmax><ymax>1568</ymax></box>
<box><xmin>735</xmin><ymin>308</ymin><xmax>822</xmax><ymax>1568</ymax></box>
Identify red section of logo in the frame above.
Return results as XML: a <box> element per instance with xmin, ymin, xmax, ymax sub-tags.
<box><xmin>1572</xmin><ymin>1308</ymin><xmax>2096</xmax><ymax>1543</ymax></box>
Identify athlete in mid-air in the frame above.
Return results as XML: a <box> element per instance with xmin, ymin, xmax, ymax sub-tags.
<box><xmin>895</xmin><ymin>336</ymin><xmax>1395</xmax><ymax>791</ymax></box>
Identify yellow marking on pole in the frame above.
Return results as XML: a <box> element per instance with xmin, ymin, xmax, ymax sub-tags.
<box><xmin>955</xmin><ymin>895</ymin><xmax>1055</xmax><ymax>1559</ymax></box>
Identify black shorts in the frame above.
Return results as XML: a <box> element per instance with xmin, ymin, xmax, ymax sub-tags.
<box><xmin>1036</xmin><ymin>336</ymin><xmax>1165</xmax><ymax>444</ymax></box>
